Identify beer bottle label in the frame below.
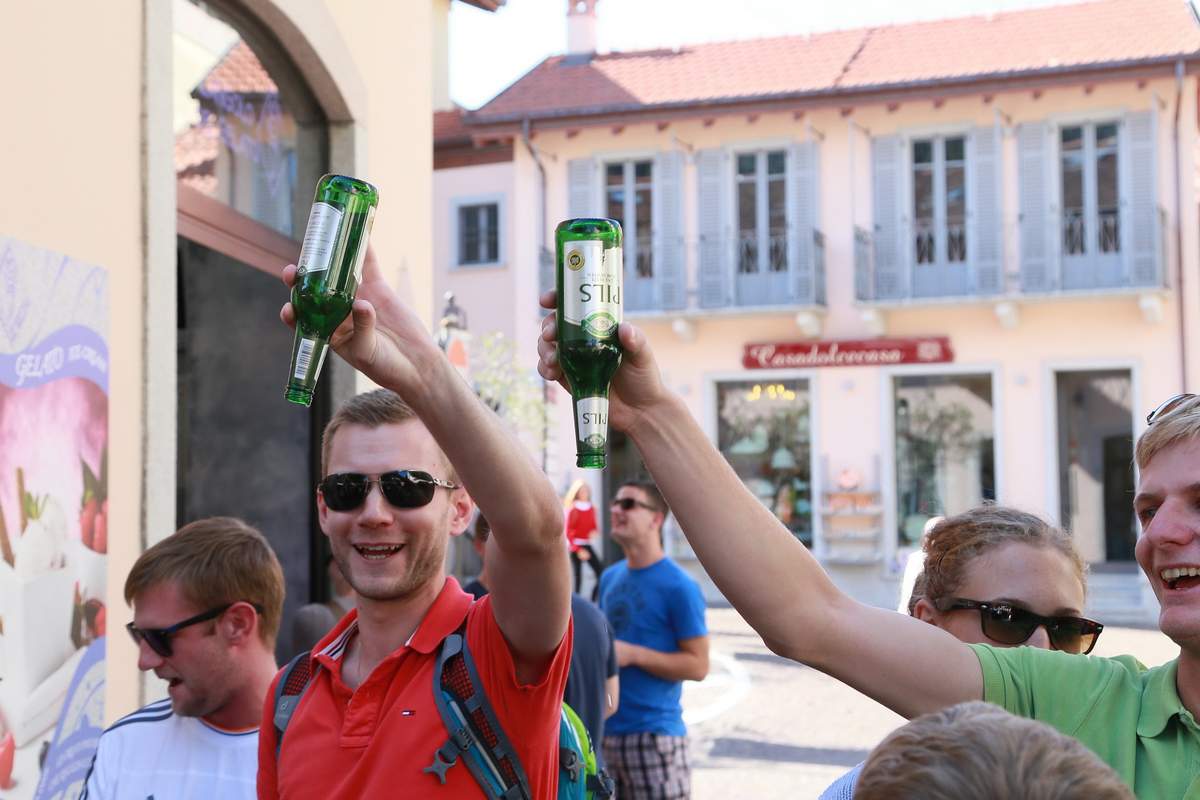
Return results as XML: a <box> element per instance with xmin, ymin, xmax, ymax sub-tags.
<box><xmin>563</xmin><ymin>241</ymin><xmax>622</xmax><ymax>339</ymax></box>
<box><xmin>297</xmin><ymin>202</ymin><xmax>344</xmax><ymax>274</ymax></box>
<box><xmin>576</xmin><ymin>397</ymin><xmax>609</xmax><ymax>449</ymax></box>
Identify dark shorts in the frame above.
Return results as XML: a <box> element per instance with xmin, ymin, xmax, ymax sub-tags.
<box><xmin>602</xmin><ymin>733</ymin><xmax>691</xmax><ymax>800</ymax></box>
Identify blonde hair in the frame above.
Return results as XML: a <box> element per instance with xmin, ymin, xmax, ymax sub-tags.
<box><xmin>125</xmin><ymin>517</ymin><xmax>285</xmax><ymax>646</ymax></box>
<box><xmin>855</xmin><ymin>701</ymin><xmax>1133</xmax><ymax>800</ymax></box>
<box><xmin>919</xmin><ymin>505</ymin><xmax>1087</xmax><ymax>607</ymax></box>
<box><xmin>563</xmin><ymin>479</ymin><xmax>587</xmax><ymax>509</ymax></box>
<box><xmin>1137</xmin><ymin>394</ymin><xmax>1200</xmax><ymax>470</ymax></box>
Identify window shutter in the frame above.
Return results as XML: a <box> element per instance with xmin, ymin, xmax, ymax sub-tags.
<box><xmin>554</xmin><ymin>159</ymin><xmax>598</xmax><ymax>295</ymax></box>
<box><xmin>697</xmin><ymin>148</ymin><xmax>730</xmax><ymax>308</ymax></box>
<box><xmin>1122</xmin><ymin>110</ymin><xmax>1159</xmax><ymax>286</ymax></box>
<box><xmin>970</xmin><ymin>125</ymin><xmax>1003</xmax><ymax>294</ymax></box>
<box><xmin>788</xmin><ymin>140</ymin><xmax>819</xmax><ymax>304</ymax></box>
<box><xmin>872</xmin><ymin>136</ymin><xmax>904</xmax><ymax>300</ymax></box>
<box><xmin>567</xmin><ymin>158</ymin><xmax>597</xmax><ymax>219</ymax></box>
<box><xmin>654</xmin><ymin>150</ymin><xmax>686</xmax><ymax>310</ymax></box>
<box><xmin>1018</xmin><ymin>122</ymin><xmax>1051</xmax><ymax>292</ymax></box>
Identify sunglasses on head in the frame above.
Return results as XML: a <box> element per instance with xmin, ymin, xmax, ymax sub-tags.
<box><xmin>319</xmin><ymin>470</ymin><xmax>459</xmax><ymax>512</ymax></box>
<box><xmin>126</xmin><ymin>602</ymin><xmax>264</xmax><ymax>659</ymax></box>
<box><xmin>611</xmin><ymin>497</ymin><xmax>658</xmax><ymax>512</ymax></box>
<box><xmin>935</xmin><ymin>598</ymin><xmax>1103</xmax><ymax>654</ymax></box>
<box><xmin>1146</xmin><ymin>393</ymin><xmax>1198</xmax><ymax>426</ymax></box>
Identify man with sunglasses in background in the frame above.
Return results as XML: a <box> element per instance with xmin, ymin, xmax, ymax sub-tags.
<box><xmin>259</xmin><ymin>249</ymin><xmax>571</xmax><ymax>799</ymax></box>
<box><xmin>537</xmin><ymin>291</ymin><xmax>1200</xmax><ymax>798</ymax></box>
<box><xmin>597</xmin><ymin>480</ymin><xmax>709</xmax><ymax>800</ymax></box>
<box><xmin>83</xmin><ymin>517</ymin><xmax>284</xmax><ymax>799</ymax></box>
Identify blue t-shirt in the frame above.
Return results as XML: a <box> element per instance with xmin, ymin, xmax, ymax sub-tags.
<box><xmin>598</xmin><ymin>557</ymin><xmax>707</xmax><ymax>737</ymax></box>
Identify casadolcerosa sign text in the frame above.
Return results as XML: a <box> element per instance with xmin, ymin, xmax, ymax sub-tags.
<box><xmin>743</xmin><ymin>337</ymin><xmax>954</xmax><ymax>370</ymax></box>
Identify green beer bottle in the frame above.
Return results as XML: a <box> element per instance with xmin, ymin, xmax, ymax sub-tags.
<box><xmin>285</xmin><ymin>174</ymin><xmax>379</xmax><ymax>406</ymax></box>
<box><xmin>556</xmin><ymin>218</ymin><xmax>623</xmax><ymax>469</ymax></box>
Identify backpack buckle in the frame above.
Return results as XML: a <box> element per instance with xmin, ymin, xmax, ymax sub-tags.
<box><xmin>423</xmin><ymin>740</ymin><xmax>461</xmax><ymax>785</ymax></box>
<box><xmin>559</xmin><ymin>747</ymin><xmax>582</xmax><ymax>782</ymax></box>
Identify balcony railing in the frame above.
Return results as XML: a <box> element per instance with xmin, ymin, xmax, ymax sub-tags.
<box><xmin>1063</xmin><ymin>209</ymin><xmax>1120</xmax><ymax>256</ymax></box>
<box><xmin>620</xmin><ymin>227</ymin><xmax>826</xmax><ymax>315</ymax></box>
<box><xmin>1023</xmin><ymin>205</ymin><xmax>1167</xmax><ymax>293</ymax></box>
<box><xmin>856</xmin><ymin>207</ymin><xmax>1168</xmax><ymax>303</ymax></box>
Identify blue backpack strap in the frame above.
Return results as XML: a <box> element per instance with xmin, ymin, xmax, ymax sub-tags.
<box><xmin>272</xmin><ymin>651</ymin><xmax>319</xmax><ymax>759</ymax></box>
<box><xmin>423</xmin><ymin>622</ymin><xmax>533</xmax><ymax>800</ymax></box>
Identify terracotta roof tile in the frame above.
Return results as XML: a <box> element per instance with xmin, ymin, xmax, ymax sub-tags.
<box><xmin>197</xmin><ymin>41</ymin><xmax>277</xmax><ymax>96</ymax></box>
<box><xmin>434</xmin><ymin>108</ymin><xmax>471</xmax><ymax>143</ymax></box>
<box><xmin>842</xmin><ymin>0</ymin><xmax>1200</xmax><ymax>88</ymax></box>
<box><xmin>174</xmin><ymin>120</ymin><xmax>219</xmax><ymax>195</ymax></box>
<box><xmin>471</xmin><ymin>0</ymin><xmax>1200</xmax><ymax>123</ymax></box>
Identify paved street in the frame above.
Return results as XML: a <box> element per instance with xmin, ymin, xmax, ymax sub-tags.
<box><xmin>681</xmin><ymin>607</ymin><xmax>1180</xmax><ymax>799</ymax></box>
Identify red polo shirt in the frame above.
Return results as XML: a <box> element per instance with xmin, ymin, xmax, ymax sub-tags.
<box><xmin>257</xmin><ymin>577</ymin><xmax>572</xmax><ymax>799</ymax></box>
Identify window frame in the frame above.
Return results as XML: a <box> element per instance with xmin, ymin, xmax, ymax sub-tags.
<box><xmin>880</xmin><ymin>362</ymin><xmax>1004</xmax><ymax>570</ymax></box>
<box><xmin>732</xmin><ymin>147</ymin><xmax>789</xmax><ymax>276</ymax></box>
<box><xmin>450</xmin><ymin>194</ymin><xmax>506</xmax><ymax>269</ymax></box>
<box><xmin>908</xmin><ymin>133</ymin><xmax>969</xmax><ymax>269</ymax></box>
<box><xmin>602</xmin><ymin>158</ymin><xmax>655</xmax><ymax>280</ymax></box>
<box><xmin>1056</xmin><ymin>119</ymin><xmax>1123</xmax><ymax>260</ymax></box>
<box><xmin>703</xmin><ymin>367</ymin><xmax>822</xmax><ymax>552</ymax></box>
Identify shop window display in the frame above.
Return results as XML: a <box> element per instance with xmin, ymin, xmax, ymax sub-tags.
<box><xmin>717</xmin><ymin>380</ymin><xmax>813</xmax><ymax>546</ymax></box>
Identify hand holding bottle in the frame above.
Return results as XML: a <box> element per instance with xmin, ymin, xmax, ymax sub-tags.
<box><xmin>537</xmin><ymin>288</ymin><xmax>671</xmax><ymax>438</ymax></box>
<box><xmin>281</xmin><ymin>247</ymin><xmax>445</xmax><ymax>395</ymax></box>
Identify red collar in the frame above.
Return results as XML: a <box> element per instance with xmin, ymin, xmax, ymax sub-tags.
<box><xmin>313</xmin><ymin>577</ymin><xmax>474</xmax><ymax>663</ymax></box>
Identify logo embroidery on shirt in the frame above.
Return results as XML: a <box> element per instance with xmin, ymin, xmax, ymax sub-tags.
<box><xmin>402</xmin><ymin>710</ymin><xmax>415</xmax><ymax>716</ymax></box>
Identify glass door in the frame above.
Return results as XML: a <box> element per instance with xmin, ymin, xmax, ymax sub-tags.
<box><xmin>1055</xmin><ymin>370</ymin><xmax>1135</xmax><ymax>562</ymax></box>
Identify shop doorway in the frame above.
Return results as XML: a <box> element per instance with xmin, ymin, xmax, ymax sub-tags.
<box><xmin>176</xmin><ymin>237</ymin><xmax>328</xmax><ymax>659</ymax></box>
<box><xmin>1054</xmin><ymin>370</ymin><xmax>1135</xmax><ymax>562</ymax></box>
<box><xmin>173</xmin><ymin>0</ymin><xmax>335</xmax><ymax>659</ymax></box>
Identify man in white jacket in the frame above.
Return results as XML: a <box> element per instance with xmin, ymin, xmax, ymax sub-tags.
<box><xmin>82</xmin><ymin>516</ymin><xmax>284</xmax><ymax>799</ymax></box>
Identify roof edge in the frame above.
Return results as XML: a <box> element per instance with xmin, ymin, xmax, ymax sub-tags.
<box><xmin>458</xmin><ymin>0</ymin><xmax>504</xmax><ymax>11</ymax></box>
<box><xmin>469</xmin><ymin>52</ymin><xmax>1200</xmax><ymax>126</ymax></box>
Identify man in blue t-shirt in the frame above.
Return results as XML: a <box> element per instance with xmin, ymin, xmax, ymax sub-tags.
<box><xmin>598</xmin><ymin>480</ymin><xmax>709</xmax><ymax>800</ymax></box>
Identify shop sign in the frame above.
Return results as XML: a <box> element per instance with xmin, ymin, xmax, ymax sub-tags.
<box><xmin>743</xmin><ymin>337</ymin><xmax>953</xmax><ymax>370</ymax></box>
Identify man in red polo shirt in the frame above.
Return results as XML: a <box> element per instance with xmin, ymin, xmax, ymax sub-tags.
<box><xmin>258</xmin><ymin>251</ymin><xmax>572</xmax><ymax>798</ymax></box>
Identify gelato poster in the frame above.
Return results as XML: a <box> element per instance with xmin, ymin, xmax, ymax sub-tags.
<box><xmin>0</xmin><ymin>236</ymin><xmax>109</xmax><ymax>798</ymax></box>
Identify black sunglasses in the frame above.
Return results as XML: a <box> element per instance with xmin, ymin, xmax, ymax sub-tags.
<box><xmin>319</xmin><ymin>470</ymin><xmax>459</xmax><ymax>512</ymax></box>
<box><xmin>611</xmin><ymin>497</ymin><xmax>658</xmax><ymax>512</ymax></box>
<box><xmin>126</xmin><ymin>602</ymin><xmax>264</xmax><ymax>658</ymax></box>
<box><xmin>935</xmin><ymin>598</ymin><xmax>1103</xmax><ymax>655</ymax></box>
<box><xmin>1146</xmin><ymin>393</ymin><xmax>1197</xmax><ymax>426</ymax></box>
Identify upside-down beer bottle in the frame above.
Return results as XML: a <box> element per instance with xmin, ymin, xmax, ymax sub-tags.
<box><xmin>285</xmin><ymin>174</ymin><xmax>379</xmax><ymax>406</ymax></box>
<box><xmin>556</xmin><ymin>218</ymin><xmax>623</xmax><ymax>469</ymax></box>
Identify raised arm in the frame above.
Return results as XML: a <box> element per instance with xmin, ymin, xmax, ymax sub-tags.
<box><xmin>280</xmin><ymin>255</ymin><xmax>570</xmax><ymax>677</ymax></box>
<box><xmin>536</xmin><ymin>291</ymin><xmax>981</xmax><ymax>719</ymax></box>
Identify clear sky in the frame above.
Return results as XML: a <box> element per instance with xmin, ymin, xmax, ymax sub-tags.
<box><xmin>449</xmin><ymin>0</ymin><xmax>1093</xmax><ymax>109</ymax></box>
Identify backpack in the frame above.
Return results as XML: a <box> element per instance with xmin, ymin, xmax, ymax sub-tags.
<box><xmin>272</xmin><ymin>623</ymin><xmax>614</xmax><ymax>800</ymax></box>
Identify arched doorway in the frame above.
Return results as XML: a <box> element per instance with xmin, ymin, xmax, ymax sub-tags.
<box><xmin>172</xmin><ymin>0</ymin><xmax>340</xmax><ymax>660</ymax></box>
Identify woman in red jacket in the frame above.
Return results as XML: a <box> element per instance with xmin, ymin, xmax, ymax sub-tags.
<box><xmin>564</xmin><ymin>480</ymin><xmax>604</xmax><ymax>596</ymax></box>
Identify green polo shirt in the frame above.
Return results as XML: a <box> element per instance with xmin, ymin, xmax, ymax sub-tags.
<box><xmin>972</xmin><ymin>645</ymin><xmax>1200</xmax><ymax>799</ymax></box>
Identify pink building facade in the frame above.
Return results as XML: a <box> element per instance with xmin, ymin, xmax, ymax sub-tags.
<box><xmin>435</xmin><ymin>0</ymin><xmax>1200</xmax><ymax>622</ymax></box>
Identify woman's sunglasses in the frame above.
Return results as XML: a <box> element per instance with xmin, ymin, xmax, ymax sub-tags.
<box><xmin>126</xmin><ymin>602</ymin><xmax>264</xmax><ymax>658</ymax></box>
<box><xmin>935</xmin><ymin>598</ymin><xmax>1103</xmax><ymax>655</ymax></box>
<box><xmin>1146</xmin><ymin>393</ymin><xmax>1197</xmax><ymax>426</ymax></box>
<box><xmin>318</xmin><ymin>470</ymin><xmax>459</xmax><ymax>512</ymax></box>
